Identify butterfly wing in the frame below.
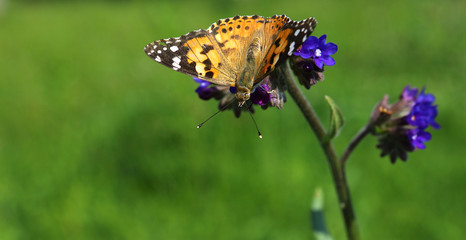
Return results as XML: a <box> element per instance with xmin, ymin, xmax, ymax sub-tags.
<box><xmin>144</xmin><ymin>15</ymin><xmax>317</xmax><ymax>88</ymax></box>
<box><xmin>144</xmin><ymin>29</ymin><xmax>236</xmax><ymax>86</ymax></box>
<box><xmin>206</xmin><ymin>15</ymin><xmax>270</xmax><ymax>80</ymax></box>
<box><xmin>255</xmin><ymin>16</ymin><xmax>317</xmax><ymax>81</ymax></box>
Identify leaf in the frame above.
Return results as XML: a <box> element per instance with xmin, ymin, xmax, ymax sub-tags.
<box><xmin>324</xmin><ymin>95</ymin><xmax>344</xmax><ymax>143</ymax></box>
<box><xmin>311</xmin><ymin>188</ymin><xmax>333</xmax><ymax>240</ymax></box>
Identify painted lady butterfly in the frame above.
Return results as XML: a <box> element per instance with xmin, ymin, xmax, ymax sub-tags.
<box><xmin>144</xmin><ymin>14</ymin><xmax>317</xmax><ymax>106</ymax></box>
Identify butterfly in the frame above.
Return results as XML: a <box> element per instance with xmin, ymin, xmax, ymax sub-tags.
<box><xmin>144</xmin><ymin>14</ymin><xmax>317</xmax><ymax>106</ymax></box>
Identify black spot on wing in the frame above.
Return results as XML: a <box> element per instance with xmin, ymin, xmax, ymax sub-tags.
<box><xmin>200</xmin><ymin>44</ymin><xmax>214</xmax><ymax>54</ymax></box>
<box><xmin>205</xmin><ymin>71</ymin><xmax>214</xmax><ymax>78</ymax></box>
<box><xmin>202</xmin><ymin>59</ymin><xmax>212</xmax><ymax>71</ymax></box>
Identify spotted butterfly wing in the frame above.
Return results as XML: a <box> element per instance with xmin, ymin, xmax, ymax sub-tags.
<box><xmin>144</xmin><ymin>15</ymin><xmax>317</xmax><ymax>88</ymax></box>
<box><xmin>144</xmin><ymin>29</ymin><xmax>236</xmax><ymax>86</ymax></box>
<box><xmin>255</xmin><ymin>16</ymin><xmax>317</xmax><ymax>81</ymax></box>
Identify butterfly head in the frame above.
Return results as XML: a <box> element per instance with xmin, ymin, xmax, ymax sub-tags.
<box><xmin>236</xmin><ymin>86</ymin><xmax>251</xmax><ymax>107</ymax></box>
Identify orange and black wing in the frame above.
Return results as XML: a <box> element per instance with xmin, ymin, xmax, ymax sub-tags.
<box><xmin>144</xmin><ymin>29</ymin><xmax>235</xmax><ymax>86</ymax></box>
<box><xmin>255</xmin><ymin>15</ymin><xmax>317</xmax><ymax>81</ymax></box>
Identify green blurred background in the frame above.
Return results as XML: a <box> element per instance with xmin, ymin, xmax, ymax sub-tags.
<box><xmin>0</xmin><ymin>0</ymin><xmax>465</xmax><ymax>239</ymax></box>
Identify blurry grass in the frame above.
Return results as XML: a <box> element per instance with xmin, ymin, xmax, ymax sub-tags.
<box><xmin>0</xmin><ymin>0</ymin><xmax>465</xmax><ymax>239</ymax></box>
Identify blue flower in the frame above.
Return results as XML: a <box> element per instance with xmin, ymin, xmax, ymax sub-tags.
<box><xmin>290</xmin><ymin>56</ymin><xmax>324</xmax><ymax>89</ymax></box>
<box><xmin>192</xmin><ymin>77</ymin><xmax>280</xmax><ymax>117</ymax></box>
<box><xmin>403</xmin><ymin>87</ymin><xmax>440</xmax><ymax>150</ymax></box>
<box><xmin>293</xmin><ymin>35</ymin><xmax>338</xmax><ymax>69</ymax></box>
<box><xmin>194</xmin><ymin>78</ymin><xmax>273</xmax><ymax>107</ymax></box>
<box><xmin>250</xmin><ymin>85</ymin><xmax>271</xmax><ymax>106</ymax></box>
<box><xmin>372</xmin><ymin>86</ymin><xmax>440</xmax><ymax>163</ymax></box>
<box><xmin>401</xmin><ymin>85</ymin><xmax>418</xmax><ymax>102</ymax></box>
<box><xmin>405</xmin><ymin>88</ymin><xmax>440</xmax><ymax>130</ymax></box>
<box><xmin>194</xmin><ymin>78</ymin><xmax>216</xmax><ymax>100</ymax></box>
<box><xmin>406</xmin><ymin>128</ymin><xmax>432</xmax><ymax>150</ymax></box>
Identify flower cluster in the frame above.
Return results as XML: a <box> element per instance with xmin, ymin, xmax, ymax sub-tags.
<box><xmin>291</xmin><ymin>35</ymin><xmax>338</xmax><ymax>89</ymax></box>
<box><xmin>371</xmin><ymin>86</ymin><xmax>440</xmax><ymax>163</ymax></box>
<box><xmin>294</xmin><ymin>35</ymin><xmax>338</xmax><ymax>69</ymax></box>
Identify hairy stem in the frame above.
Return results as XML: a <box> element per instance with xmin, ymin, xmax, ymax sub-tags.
<box><xmin>282</xmin><ymin>64</ymin><xmax>360</xmax><ymax>240</ymax></box>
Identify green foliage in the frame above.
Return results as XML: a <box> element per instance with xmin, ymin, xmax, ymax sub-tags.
<box><xmin>0</xmin><ymin>0</ymin><xmax>465</xmax><ymax>239</ymax></box>
<box><xmin>323</xmin><ymin>96</ymin><xmax>344</xmax><ymax>143</ymax></box>
<box><xmin>311</xmin><ymin>189</ymin><xmax>333</xmax><ymax>240</ymax></box>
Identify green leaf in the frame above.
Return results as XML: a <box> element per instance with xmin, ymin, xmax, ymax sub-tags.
<box><xmin>324</xmin><ymin>95</ymin><xmax>344</xmax><ymax>143</ymax></box>
<box><xmin>311</xmin><ymin>188</ymin><xmax>333</xmax><ymax>240</ymax></box>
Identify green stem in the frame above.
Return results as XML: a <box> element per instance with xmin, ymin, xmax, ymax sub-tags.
<box><xmin>341</xmin><ymin>125</ymin><xmax>371</xmax><ymax>167</ymax></box>
<box><xmin>283</xmin><ymin>65</ymin><xmax>360</xmax><ymax>240</ymax></box>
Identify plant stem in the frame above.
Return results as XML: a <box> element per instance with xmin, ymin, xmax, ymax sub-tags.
<box><xmin>341</xmin><ymin>125</ymin><xmax>371</xmax><ymax>167</ymax></box>
<box><xmin>283</xmin><ymin>65</ymin><xmax>360</xmax><ymax>240</ymax></box>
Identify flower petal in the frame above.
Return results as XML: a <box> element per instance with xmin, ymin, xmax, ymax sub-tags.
<box><xmin>431</xmin><ymin>121</ymin><xmax>441</xmax><ymax>129</ymax></box>
<box><xmin>303</xmin><ymin>36</ymin><xmax>319</xmax><ymax>49</ymax></box>
<box><xmin>318</xmin><ymin>34</ymin><xmax>327</xmax><ymax>46</ymax></box>
<box><xmin>314</xmin><ymin>58</ymin><xmax>324</xmax><ymax>69</ymax></box>
<box><xmin>196</xmin><ymin>87</ymin><xmax>215</xmax><ymax>100</ymax></box>
<box><xmin>415</xmin><ymin>141</ymin><xmax>426</xmax><ymax>149</ymax></box>
<box><xmin>295</xmin><ymin>50</ymin><xmax>314</xmax><ymax>59</ymax></box>
<box><xmin>417</xmin><ymin>130</ymin><xmax>432</xmax><ymax>141</ymax></box>
<box><xmin>321</xmin><ymin>55</ymin><xmax>336</xmax><ymax>66</ymax></box>
<box><xmin>323</xmin><ymin>43</ymin><xmax>338</xmax><ymax>55</ymax></box>
<box><xmin>418</xmin><ymin>93</ymin><xmax>436</xmax><ymax>103</ymax></box>
<box><xmin>402</xmin><ymin>85</ymin><xmax>418</xmax><ymax>101</ymax></box>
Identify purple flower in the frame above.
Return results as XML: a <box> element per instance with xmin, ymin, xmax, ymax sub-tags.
<box><xmin>250</xmin><ymin>85</ymin><xmax>271</xmax><ymax>106</ymax></box>
<box><xmin>372</xmin><ymin>86</ymin><xmax>440</xmax><ymax>163</ymax></box>
<box><xmin>192</xmin><ymin>77</ymin><xmax>281</xmax><ymax>117</ymax></box>
<box><xmin>406</xmin><ymin>128</ymin><xmax>432</xmax><ymax>150</ymax></box>
<box><xmin>401</xmin><ymin>85</ymin><xmax>418</xmax><ymax>102</ymax></box>
<box><xmin>194</xmin><ymin>78</ymin><xmax>216</xmax><ymax>100</ymax></box>
<box><xmin>290</xmin><ymin>56</ymin><xmax>325</xmax><ymax>89</ymax></box>
<box><xmin>405</xmin><ymin>88</ymin><xmax>440</xmax><ymax>130</ymax></box>
<box><xmin>194</xmin><ymin>78</ymin><xmax>273</xmax><ymax>107</ymax></box>
<box><xmin>294</xmin><ymin>35</ymin><xmax>338</xmax><ymax>69</ymax></box>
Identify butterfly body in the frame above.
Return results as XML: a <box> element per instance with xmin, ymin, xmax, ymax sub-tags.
<box><xmin>144</xmin><ymin>15</ymin><xmax>317</xmax><ymax>105</ymax></box>
<box><xmin>235</xmin><ymin>37</ymin><xmax>262</xmax><ymax>106</ymax></box>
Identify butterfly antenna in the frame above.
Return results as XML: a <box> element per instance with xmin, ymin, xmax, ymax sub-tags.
<box><xmin>246</xmin><ymin>103</ymin><xmax>262</xmax><ymax>139</ymax></box>
<box><xmin>197</xmin><ymin>100</ymin><xmax>234</xmax><ymax>129</ymax></box>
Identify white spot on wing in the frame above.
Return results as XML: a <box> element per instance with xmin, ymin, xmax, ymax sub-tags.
<box><xmin>294</xmin><ymin>29</ymin><xmax>300</xmax><ymax>37</ymax></box>
<box><xmin>288</xmin><ymin>41</ymin><xmax>295</xmax><ymax>56</ymax></box>
<box><xmin>173</xmin><ymin>62</ymin><xmax>181</xmax><ymax>70</ymax></box>
<box><xmin>155</xmin><ymin>56</ymin><xmax>161</xmax><ymax>62</ymax></box>
<box><xmin>163</xmin><ymin>47</ymin><xmax>167</xmax><ymax>51</ymax></box>
<box><xmin>172</xmin><ymin>57</ymin><xmax>182</xmax><ymax>69</ymax></box>
<box><xmin>170</xmin><ymin>46</ymin><xmax>179</xmax><ymax>52</ymax></box>
<box><xmin>157</xmin><ymin>50</ymin><xmax>162</xmax><ymax>54</ymax></box>
<box><xmin>172</xmin><ymin>57</ymin><xmax>181</xmax><ymax>64</ymax></box>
